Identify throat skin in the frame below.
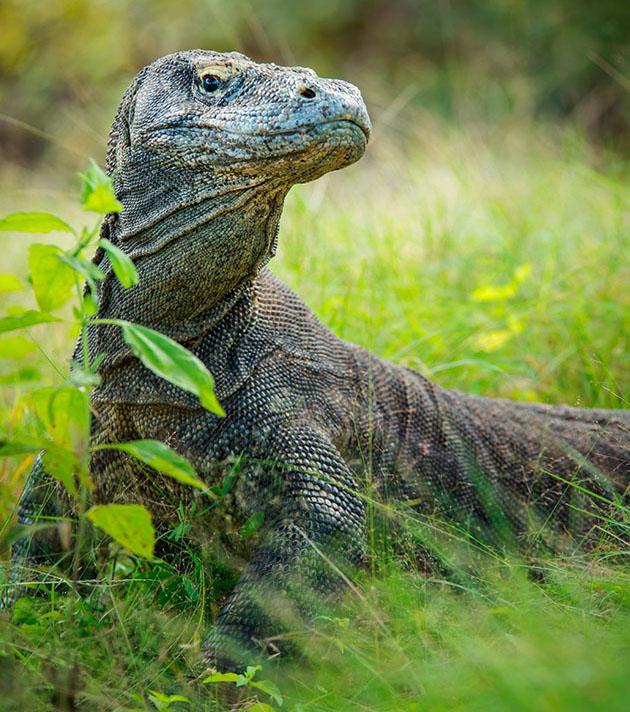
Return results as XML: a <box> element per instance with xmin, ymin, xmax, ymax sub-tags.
<box><xmin>86</xmin><ymin>177</ymin><xmax>289</xmax><ymax>380</ymax></box>
<box><xmin>97</xmin><ymin>180</ymin><xmax>287</xmax><ymax>333</ymax></box>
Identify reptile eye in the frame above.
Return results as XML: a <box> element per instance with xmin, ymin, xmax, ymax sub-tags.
<box><xmin>200</xmin><ymin>74</ymin><xmax>221</xmax><ymax>93</ymax></box>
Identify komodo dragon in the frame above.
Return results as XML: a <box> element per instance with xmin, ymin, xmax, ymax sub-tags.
<box><xmin>7</xmin><ymin>51</ymin><xmax>630</xmax><ymax>669</ymax></box>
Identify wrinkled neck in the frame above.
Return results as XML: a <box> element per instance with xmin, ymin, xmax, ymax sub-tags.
<box><xmin>97</xmin><ymin>168</ymin><xmax>286</xmax><ymax>333</ymax></box>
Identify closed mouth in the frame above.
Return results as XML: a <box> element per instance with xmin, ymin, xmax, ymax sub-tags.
<box><xmin>149</xmin><ymin>117</ymin><xmax>370</xmax><ymax>142</ymax></box>
<box><xmin>318</xmin><ymin>118</ymin><xmax>370</xmax><ymax>141</ymax></box>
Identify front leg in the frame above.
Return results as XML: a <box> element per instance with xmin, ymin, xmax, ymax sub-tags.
<box><xmin>203</xmin><ymin>428</ymin><xmax>366</xmax><ymax>670</ymax></box>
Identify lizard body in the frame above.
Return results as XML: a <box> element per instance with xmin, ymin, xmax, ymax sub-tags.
<box><xmin>8</xmin><ymin>51</ymin><xmax>629</xmax><ymax>669</ymax></box>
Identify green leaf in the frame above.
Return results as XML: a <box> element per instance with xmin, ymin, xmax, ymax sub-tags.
<box><xmin>117</xmin><ymin>321</ymin><xmax>224</xmax><ymax>416</ymax></box>
<box><xmin>0</xmin><ymin>274</ymin><xmax>22</xmax><ymax>292</ymax></box>
<box><xmin>32</xmin><ymin>386</ymin><xmax>90</xmax><ymax>454</ymax></box>
<box><xmin>147</xmin><ymin>691</ymin><xmax>191</xmax><ymax>710</ymax></box>
<box><xmin>250</xmin><ymin>679</ymin><xmax>283</xmax><ymax>707</ymax></box>
<box><xmin>68</xmin><ymin>367</ymin><xmax>101</xmax><ymax>388</ymax></box>
<box><xmin>245</xmin><ymin>665</ymin><xmax>262</xmax><ymax>677</ymax></box>
<box><xmin>28</xmin><ymin>244</ymin><xmax>77</xmax><ymax>311</ymax></box>
<box><xmin>0</xmin><ymin>310</ymin><xmax>59</xmax><ymax>334</ymax></box>
<box><xmin>248</xmin><ymin>704</ymin><xmax>276</xmax><ymax>712</ymax></box>
<box><xmin>83</xmin><ymin>184</ymin><xmax>123</xmax><ymax>213</ymax></box>
<box><xmin>0</xmin><ymin>438</ymin><xmax>81</xmax><ymax>496</ymax></box>
<box><xmin>32</xmin><ymin>385</ymin><xmax>92</xmax><ymax>493</ymax></box>
<box><xmin>42</xmin><ymin>448</ymin><xmax>80</xmax><ymax>495</ymax></box>
<box><xmin>0</xmin><ymin>440</ymin><xmax>42</xmax><ymax>456</ymax></box>
<box><xmin>0</xmin><ymin>335</ymin><xmax>36</xmax><ymax>360</ymax></box>
<box><xmin>100</xmin><ymin>440</ymin><xmax>207</xmax><ymax>491</ymax></box>
<box><xmin>87</xmin><ymin>504</ymin><xmax>155</xmax><ymax>559</ymax></box>
<box><xmin>82</xmin><ymin>291</ymin><xmax>98</xmax><ymax>316</ymax></box>
<box><xmin>80</xmin><ymin>160</ymin><xmax>123</xmax><ymax>213</ymax></box>
<box><xmin>58</xmin><ymin>253</ymin><xmax>105</xmax><ymax>296</ymax></box>
<box><xmin>59</xmin><ymin>253</ymin><xmax>105</xmax><ymax>302</ymax></box>
<box><xmin>0</xmin><ymin>212</ymin><xmax>74</xmax><ymax>234</ymax></box>
<box><xmin>0</xmin><ymin>367</ymin><xmax>41</xmax><ymax>384</ymax></box>
<box><xmin>202</xmin><ymin>672</ymin><xmax>240</xmax><ymax>685</ymax></box>
<box><xmin>241</xmin><ymin>511</ymin><xmax>265</xmax><ymax>540</ymax></box>
<box><xmin>98</xmin><ymin>238</ymin><xmax>138</xmax><ymax>288</ymax></box>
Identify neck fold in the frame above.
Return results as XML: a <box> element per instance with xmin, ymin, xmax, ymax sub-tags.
<box><xmin>86</xmin><ymin>171</ymin><xmax>286</xmax><ymax>373</ymax></box>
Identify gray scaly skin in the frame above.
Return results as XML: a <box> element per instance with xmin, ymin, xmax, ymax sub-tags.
<box><xmin>8</xmin><ymin>51</ymin><xmax>630</xmax><ymax>670</ymax></box>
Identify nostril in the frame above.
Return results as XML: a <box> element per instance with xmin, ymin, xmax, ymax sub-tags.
<box><xmin>299</xmin><ymin>84</ymin><xmax>316</xmax><ymax>99</ymax></box>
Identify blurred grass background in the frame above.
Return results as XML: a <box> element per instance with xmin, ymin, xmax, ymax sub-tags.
<box><xmin>0</xmin><ymin>0</ymin><xmax>628</xmax><ymax>170</ymax></box>
<box><xmin>0</xmin><ymin>1</ymin><xmax>629</xmax><ymax>710</ymax></box>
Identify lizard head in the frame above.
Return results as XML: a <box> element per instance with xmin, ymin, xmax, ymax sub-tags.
<box><xmin>100</xmin><ymin>51</ymin><xmax>371</xmax><ymax>319</ymax></box>
<box><xmin>107</xmin><ymin>50</ymin><xmax>370</xmax><ymax>192</ymax></box>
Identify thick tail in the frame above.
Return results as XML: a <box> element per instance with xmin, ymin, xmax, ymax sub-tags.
<box><xmin>435</xmin><ymin>388</ymin><xmax>630</xmax><ymax>544</ymax></box>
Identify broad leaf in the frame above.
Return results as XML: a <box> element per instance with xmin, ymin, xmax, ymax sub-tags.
<box><xmin>87</xmin><ymin>504</ymin><xmax>155</xmax><ymax>559</ymax></box>
<box><xmin>0</xmin><ymin>274</ymin><xmax>22</xmax><ymax>292</ymax></box>
<box><xmin>202</xmin><ymin>672</ymin><xmax>240</xmax><ymax>684</ymax></box>
<box><xmin>58</xmin><ymin>253</ymin><xmax>105</xmax><ymax>296</ymax></box>
<box><xmin>242</xmin><ymin>665</ymin><xmax>262</xmax><ymax>683</ymax></box>
<box><xmin>147</xmin><ymin>691</ymin><xmax>191</xmax><ymax>709</ymax></box>
<box><xmin>117</xmin><ymin>321</ymin><xmax>224</xmax><ymax>416</ymax></box>
<box><xmin>0</xmin><ymin>438</ymin><xmax>80</xmax><ymax>495</ymax></box>
<box><xmin>0</xmin><ymin>212</ymin><xmax>74</xmax><ymax>234</ymax></box>
<box><xmin>82</xmin><ymin>291</ymin><xmax>98</xmax><ymax>316</ymax></box>
<box><xmin>32</xmin><ymin>386</ymin><xmax>91</xmax><ymax>493</ymax></box>
<box><xmin>42</xmin><ymin>448</ymin><xmax>80</xmax><ymax>495</ymax></box>
<box><xmin>80</xmin><ymin>160</ymin><xmax>123</xmax><ymax>213</ymax></box>
<box><xmin>32</xmin><ymin>386</ymin><xmax>90</xmax><ymax>454</ymax></box>
<box><xmin>98</xmin><ymin>238</ymin><xmax>138</xmax><ymax>288</ymax></box>
<box><xmin>28</xmin><ymin>244</ymin><xmax>77</xmax><ymax>311</ymax></box>
<box><xmin>250</xmin><ymin>679</ymin><xmax>283</xmax><ymax>706</ymax></box>
<box><xmin>0</xmin><ymin>367</ymin><xmax>40</xmax><ymax>384</ymax></box>
<box><xmin>83</xmin><ymin>184</ymin><xmax>123</xmax><ymax>213</ymax></box>
<box><xmin>0</xmin><ymin>335</ymin><xmax>36</xmax><ymax>359</ymax></box>
<box><xmin>0</xmin><ymin>310</ymin><xmax>59</xmax><ymax>334</ymax></box>
<box><xmin>101</xmin><ymin>439</ymin><xmax>206</xmax><ymax>490</ymax></box>
<box><xmin>0</xmin><ymin>440</ymin><xmax>43</xmax><ymax>456</ymax></box>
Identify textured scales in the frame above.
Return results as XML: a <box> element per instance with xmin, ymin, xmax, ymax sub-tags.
<box><xmin>7</xmin><ymin>51</ymin><xmax>630</xmax><ymax>670</ymax></box>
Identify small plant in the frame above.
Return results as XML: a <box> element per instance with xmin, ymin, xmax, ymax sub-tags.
<box><xmin>0</xmin><ymin>159</ymin><xmax>223</xmax><ymax>564</ymax></box>
<box><xmin>204</xmin><ymin>664</ymin><xmax>283</xmax><ymax>709</ymax></box>
<box><xmin>147</xmin><ymin>689</ymin><xmax>192</xmax><ymax>711</ymax></box>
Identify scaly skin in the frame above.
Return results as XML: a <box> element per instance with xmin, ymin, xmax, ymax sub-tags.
<box><xmin>8</xmin><ymin>51</ymin><xmax>630</xmax><ymax>670</ymax></box>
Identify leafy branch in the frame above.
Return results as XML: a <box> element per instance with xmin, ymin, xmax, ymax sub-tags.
<box><xmin>0</xmin><ymin>159</ymin><xmax>223</xmax><ymax>559</ymax></box>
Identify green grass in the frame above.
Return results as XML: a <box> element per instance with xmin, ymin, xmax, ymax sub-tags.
<box><xmin>0</xmin><ymin>115</ymin><xmax>629</xmax><ymax>710</ymax></box>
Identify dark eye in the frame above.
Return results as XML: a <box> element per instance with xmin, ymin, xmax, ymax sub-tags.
<box><xmin>201</xmin><ymin>74</ymin><xmax>221</xmax><ymax>93</ymax></box>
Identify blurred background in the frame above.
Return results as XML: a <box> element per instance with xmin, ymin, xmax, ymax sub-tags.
<box><xmin>0</xmin><ymin>0</ymin><xmax>628</xmax><ymax>172</ymax></box>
